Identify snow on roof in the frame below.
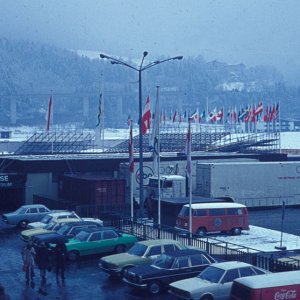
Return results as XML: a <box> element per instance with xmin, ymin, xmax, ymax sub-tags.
<box><xmin>234</xmin><ymin>270</ymin><xmax>300</xmax><ymax>288</ymax></box>
<box><xmin>184</xmin><ymin>202</ymin><xmax>246</xmax><ymax>209</ymax></box>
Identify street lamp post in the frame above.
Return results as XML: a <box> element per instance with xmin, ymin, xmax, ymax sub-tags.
<box><xmin>100</xmin><ymin>52</ymin><xmax>183</xmax><ymax>217</ymax></box>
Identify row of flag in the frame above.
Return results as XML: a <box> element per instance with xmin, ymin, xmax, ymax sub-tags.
<box><xmin>126</xmin><ymin>96</ymin><xmax>279</xmax><ymax>177</ymax></box>
<box><xmin>128</xmin><ymin>99</ymin><xmax>280</xmax><ymax>128</ymax></box>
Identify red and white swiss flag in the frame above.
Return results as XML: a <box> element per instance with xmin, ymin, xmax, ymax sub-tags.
<box><xmin>142</xmin><ymin>96</ymin><xmax>151</xmax><ymax>135</ymax></box>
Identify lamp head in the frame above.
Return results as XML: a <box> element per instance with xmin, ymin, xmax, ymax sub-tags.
<box><xmin>174</xmin><ymin>56</ymin><xmax>183</xmax><ymax>60</ymax></box>
<box><xmin>143</xmin><ymin>51</ymin><xmax>148</xmax><ymax>57</ymax></box>
<box><xmin>99</xmin><ymin>54</ymin><xmax>108</xmax><ymax>59</ymax></box>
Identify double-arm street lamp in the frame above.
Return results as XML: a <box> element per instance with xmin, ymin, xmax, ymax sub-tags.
<box><xmin>100</xmin><ymin>51</ymin><xmax>183</xmax><ymax>217</ymax></box>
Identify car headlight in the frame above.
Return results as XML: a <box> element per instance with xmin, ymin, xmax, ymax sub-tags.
<box><xmin>137</xmin><ymin>275</ymin><xmax>143</xmax><ymax>284</ymax></box>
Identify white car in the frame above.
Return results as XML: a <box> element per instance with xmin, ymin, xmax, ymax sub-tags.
<box><xmin>27</xmin><ymin>211</ymin><xmax>81</xmax><ymax>229</ymax></box>
<box><xmin>168</xmin><ymin>261</ymin><xmax>269</xmax><ymax>300</ymax></box>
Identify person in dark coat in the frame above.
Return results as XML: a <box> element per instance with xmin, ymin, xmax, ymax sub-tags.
<box><xmin>35</xmin><ymin>242</ymin><xmax>49</xmax><ymax>283</ymax></box>
<box><xmin>0</xmin><ymin>284</ymin><xmax>10</xmax><ymax>300</ymax></box>
<box><xmin>53</xmin><ymin>242</ymin><xmax>67</xmax><ymax>280</ymax></box>
<box><xmin>21</xmin><ymin>242</ymin><xmax>36</xmax><ymax>287</ymax></box>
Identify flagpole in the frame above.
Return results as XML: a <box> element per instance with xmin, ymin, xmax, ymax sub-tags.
<box><xmin>129</xmin><ymin>119</ymin><xmax>134</xmax><ymax>220</ymax></box>
<box><xmin>186</xmin><ymin>118</ymin><xmax>193</xmax><ymax>239</ymax></box>
<box><xmin>156</xmin><ymin>86</ymin><xmax>161</xmax><ymax>227</ymax></box>
<box><xmin>100</xmin><ymin>73</ymin><xmax>105</xmax><ymax>151</ymax></box>
<box><xmin>279</xmin><ymin>100</ymin><xmax>281</xmax><ymax>153</ymax></box>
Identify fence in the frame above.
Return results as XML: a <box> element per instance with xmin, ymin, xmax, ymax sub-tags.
<box><xmin>92</xmin><ymin>213</ymin><xmax>300</xmax><ymax>273</ymax></box>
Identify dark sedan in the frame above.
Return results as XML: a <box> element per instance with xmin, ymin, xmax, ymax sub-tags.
<box><xmin>122</xmin><ymin>248</ymin><xmax>216</xmax><ymax>295</ymax></box>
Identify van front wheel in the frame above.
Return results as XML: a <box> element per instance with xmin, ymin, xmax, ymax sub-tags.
<box><xmin>197</xmin><ymin>228</ymin><xmax>206</xmax><ymax>237</ymax></box>
<box><xmin>232</xmin><ymin>227</ymin><xmax>241</xmax><ymax>235</ymax></box>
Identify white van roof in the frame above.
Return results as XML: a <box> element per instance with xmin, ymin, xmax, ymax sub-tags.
<box><xmin>183</xmin><ymin>202</ymin><xmax>246</xmax><ymax>209</ymax></box>
<box><xmin>234</xmin><ymin>270</ymin><xmax>300</xmax><ymax>289</ymax></box>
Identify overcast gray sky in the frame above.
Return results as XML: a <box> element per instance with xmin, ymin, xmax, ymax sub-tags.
<box><xmin>1</xmin><ymin>0</ymin><xmax>300</xmax><ymax>81</ymax></box>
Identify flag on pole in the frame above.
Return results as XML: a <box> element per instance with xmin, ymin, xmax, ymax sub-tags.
<box><xmin>149</xmin><ymin>93</ymin><xmax>159</xmax><ymax>147</ymax></box>
<box><xmin>172</xmin><ymin>110</ymin><xmax>177</xmax><ymax>123</ymax></box>
<box><xmin>272</xmin><ymin>103</ymin><xmax>279</xmax><ymax>121</ymax></box>
<box><xmin>142</xmin><ymin>96</ymin><xmax>151</xmax><ymax>135</ymax></box>
<box><xmin>254</xmin><ymin>102</ymin><xmax>263</xmax><ymax>116</ymax></box>
<box><xmin>96</xmin><ymin>93</ymin><xmax>102</xmax><ymax>127</ymax></box>
<box><xmin>128</xmin><ymin>119</ymin><xmax>134</xmax><ymax>173</ymax></box>
<box><xmin>46</xmin><ymin>95</ymin><xmax>52</xmax><ymax>131</ymax></box>
<box><xmin>198</xmin><ymin>110</ymin><xmax>205</xmax><ymax>123</ymax></box>
<box><xmin>216</xmin><ymin>108</ymin><xmax>224</xmax><ymax>122</ymax></box>
<box><xmin>127</xmin><ymin>114</ymin><xmax>131</xmax><ymax>127</ymax></box>
<box><xmin>207</xmin><ymin>108</ymin><xmax>217</xmax><ymax>123</ymax></box>
<box><xmin>186</xmin><ymin>118</ymin><xmax>192</xmax><ymax>178</ymax></box>
<box><xmin>190</xmin><ymin>109</ymin><xmax>198</xmax><ymax>121</ymax></box>
<box><xmin>263</xmin><ymin>105</ymin><xmax>269</xmax><ymax>122</ymax></box>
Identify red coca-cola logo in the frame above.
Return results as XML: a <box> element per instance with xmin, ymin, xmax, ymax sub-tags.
<box><xmin>274</xmin><ymin>290</ymin><xmax>297</xmax><ymax>300</ymax></box>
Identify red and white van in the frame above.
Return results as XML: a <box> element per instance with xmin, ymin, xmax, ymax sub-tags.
<box><xmin>175</xmin><ymin>202</ymin><xmax>249</xmax><ymax>236</ymax></box>
<box><xmin>230</xmin><ymin>270</ymin><xmax>300</xmax><ymax>300</ymax></box>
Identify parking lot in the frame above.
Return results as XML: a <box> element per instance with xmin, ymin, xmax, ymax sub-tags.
<box><xmin>1</xmin><ymin>206</ymin><xmax>300</xmax><ymax>300</ymax></box>
<box><xmin>0</xmin><ymin>219</ymin><xmax>175</xmax><ymax>300</ymax></box>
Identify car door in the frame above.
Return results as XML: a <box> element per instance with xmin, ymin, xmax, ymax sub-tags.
<box><xmin>83</xmin><ymin>231</ymin><xmax>103</xmax><ymax>255</ymax></box>
<box><xmin>29</xmin><ymin>207</ymin><xmax>41</xmax><ymax>222</ymax></box>
<box><xmin>88</xmin><ymin>230</ymin><xmax>119</xmax><ymax>255</ymax></box>
<box><xmin>168</xmin><ymin>256</ymin><xmax>191</xmax><ymax>284</ymax></box>
<box><xmin>215</xmin><ymin>268</ymin><xmax>240</xmax><ymax>299</ymax></box>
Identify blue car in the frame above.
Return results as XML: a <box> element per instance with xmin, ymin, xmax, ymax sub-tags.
<box><xmin>123</xmin><ymin>248</ymin><xmax>216</xmax><ymax>295</ymax></box>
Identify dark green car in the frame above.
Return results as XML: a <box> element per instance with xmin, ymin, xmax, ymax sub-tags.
<box><xmin>66</xmin><ymin>227</ymin><xmax>138</xmax><ymax>261</ymax></box>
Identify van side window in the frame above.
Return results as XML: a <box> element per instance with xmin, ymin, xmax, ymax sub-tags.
<box><xmin>210</xmin><ymin>209</ymin><xmax>225</xmax><ymax>216</ymax></box>
<box><xmin>227</xmin><ymin>208</ymin><xmax>242</xmax><ymax>215</ymax></box>
<box><xmin>194</xmin><ymin>209</ymin><xmax>206</xmax><ymax>217</ymax></box>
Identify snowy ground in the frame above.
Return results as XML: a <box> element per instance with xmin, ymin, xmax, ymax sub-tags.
<box><xmin>209</xmin><ymin>225</ymin><xmax>300</xmax><ymax>252</ymax></box>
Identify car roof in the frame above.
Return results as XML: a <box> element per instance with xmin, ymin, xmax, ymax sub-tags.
<box><xmin>21</xmin><ymin>204</ymin><xmax>47</xmax><ymax>209</ymax></box>
<box><xmin>209</xmin><ymin>261</ymin><xmax>253</xmax><ymax>270</ymax></box>
<box><xmin>78</xmin><ymin>227</ymin><xmax>116</xmax><ymax>233</ymax></box>
<box><xmin>53</xmin><ymin>218</ymin><xmax>80</xmax><ymax>223</ymax></box>
<box><xmin>233</xmin><ymin>270</ymin><xmax>300</xmax><ymax>288</ymax></box>
<box><xmin>32</xmin><ymin>232</ymin><xmax>68</xmax><ymax>244</ymax></box>
<box><xmin>46</xmin><ymin>211</ymin><xmax>74</xmax><ymax>217</ymax></box>
<box><xmin>59</xmin><ymin>220</ymin><xmax>101</xmax><ymax>227</ymax></box>
<box><xmin>137</xmin><ymin>239</ymin><xmax>181</xmax><ymax>246</ymax></box>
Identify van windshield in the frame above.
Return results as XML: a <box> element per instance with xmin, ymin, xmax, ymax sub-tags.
<box><xmin>179</xmin><ymin>206</ymin><xmax>190</xmax><ymax>217</ymax></box>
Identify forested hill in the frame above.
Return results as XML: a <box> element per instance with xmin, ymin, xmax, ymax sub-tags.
<box><xmin>0</xmin><ymin>38</ymin><xmax>299</xmax><ymax>128</ymax></box>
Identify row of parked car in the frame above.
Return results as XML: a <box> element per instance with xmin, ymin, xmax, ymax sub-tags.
<box><xmin>2</xmin><ymin>204</ymin><xmax>300</xmax><ymax>299</ymax></box>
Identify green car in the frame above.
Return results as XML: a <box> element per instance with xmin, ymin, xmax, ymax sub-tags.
<box><xmin>66</xmin><ymin>227</ymin><xmax>138</xmax><ymax>261</ymax></box>
<box><xmin>98</xmin><ymin>239</ymin><xmax>189</xmax><ymax>277</ymax></box>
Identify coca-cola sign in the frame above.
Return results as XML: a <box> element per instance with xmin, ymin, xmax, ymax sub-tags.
<box><xmin>274</xmin><ymin>289</ymin><xmax>297</xmax><ymax>300</ymax></box>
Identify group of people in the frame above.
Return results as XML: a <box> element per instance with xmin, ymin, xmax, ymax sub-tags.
<box><xmin>21</xmin><ymin>240</ymin><xmax>67</xmax><ymax>289</ymax></box>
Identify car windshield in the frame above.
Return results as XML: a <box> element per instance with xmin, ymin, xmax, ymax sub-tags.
<box><xmin>45</xmin><ymin>221</ymin><xmax>57</xmax><ymax>230</ymax></box>
<box><xmin>127</xmin><ymin>243</ymin><xmax>147</xmax><ymax>256</ymax></box>
<box><xmin>197</xmin><ymin>266</ymin><xmax>224</xmax><ymax>283</ymax></box>
<box><xmin>153</xmin><ymin>254</ymin><xmax>175</xmax><ymax>269</ymax></box>
<box><xmin>56</xmin><ymin>224</ymin><xmax>70</xmax><ymax>235</ymax></box>
<box><xmin>74</xmin><ymin>231</ymin><xmax>90</xmax><ymax>241</ymax></box>
<box><xmin>179</xmin><ymin>206</ymin><xmax>189</xmax><ymax>217</ymax></box>
<box><xmin>40</xmin><ymin>215</ymin><xmax>52</xmax><ymax>224</ymax></box>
